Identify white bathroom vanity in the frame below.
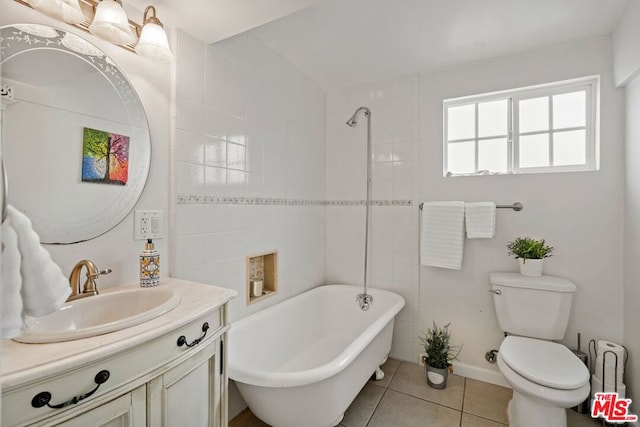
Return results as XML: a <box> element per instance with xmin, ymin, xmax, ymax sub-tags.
<box><xmin>1</xmin><ymin>279</ymin><xmax>236</xmax><ymax>427</ymax></box>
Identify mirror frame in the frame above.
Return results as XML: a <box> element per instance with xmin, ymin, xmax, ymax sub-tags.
<box><xmin>1</xmin><ymin>24</ymin><xmax>151</xmax><ymax>244</ymax></box>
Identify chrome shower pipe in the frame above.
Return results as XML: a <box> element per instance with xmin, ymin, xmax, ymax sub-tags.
<box><xmin>346</xmin><ymin>106</ymin><xmax>373</xmax><ymax>311</ymax></box>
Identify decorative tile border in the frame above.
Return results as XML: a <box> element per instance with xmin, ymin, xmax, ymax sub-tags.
<box><xmin>177</xmin><ymin>195</ymin><xmax>413</xmax><ymax>207</ymax></box>
<box><xmin>177</xmin><ymin>195</ymin><xmax>320</xmax><ymax>205</ymax></box>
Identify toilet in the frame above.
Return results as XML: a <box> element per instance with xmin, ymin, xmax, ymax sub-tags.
<box><xmin>489</xmin><ymin>272</ymin><xmax>590</xmax><ymax>427</ymax></box>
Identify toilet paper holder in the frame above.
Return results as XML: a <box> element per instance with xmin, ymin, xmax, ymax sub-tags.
<box><xmin>588</xmin><ymin>339</ymin><xmax>629</xmax><ymax>393</ymax></box>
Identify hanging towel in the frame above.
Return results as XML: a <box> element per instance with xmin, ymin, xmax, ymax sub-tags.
<box><xmin>465</xmin><ymin>202</ymin><xmax>496</xmax><ymax>238</ymax></box>
<box><xmin>2</xmin><ymin>225</ymin><xmax>23</xmax><ymax>338</ymax></box>
<box><xmin>420</xmin><ymin>201</ymin><xmax>465</xmax><ymax>270</ymax></box>
<box><xmin>1</xmin><ymin>206</ymin><xmax>71</xmax><ymax>339</ymax></box>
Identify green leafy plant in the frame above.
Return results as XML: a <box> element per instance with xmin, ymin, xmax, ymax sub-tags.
<box><xmin>419</xmin><ymin>321</ymin><xmax>462</xmax><ymax>369</ymax></box>
<box><xmin>506</xmin><ymin>236</ymin><xmax>553</xmax><ymax>263</ymax></box>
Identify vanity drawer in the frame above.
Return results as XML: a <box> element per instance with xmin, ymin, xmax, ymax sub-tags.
<box><xmin>2</xmin><ymin>308</ymin><xmax>223</xmax><ymax>427</ymax></box>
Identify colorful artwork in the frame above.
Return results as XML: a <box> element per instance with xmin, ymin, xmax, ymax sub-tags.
<box><xmin>82</xmin><ymin>127</ymin><xmax>130</xmax><ymax>185</ymax></box>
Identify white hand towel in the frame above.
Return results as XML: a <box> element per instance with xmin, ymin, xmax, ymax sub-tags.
<box><xmin>465</xmin><ymin>202</ymin><xmax>496</xmax><ymax>238</ymax></box>
<box><xmin>420</xmin><ymin>201</ymin><xmax>465</xmax><ymax>270</ymax></box>
<box><xmin>1</xmin><ymin>206</ymin><xmax>70</xmax><ymax>339</ymax></box>
<box><xmin>2</xmin><ymin>225</ymin><xmax>24</xmax><ymax>338</ymax></box>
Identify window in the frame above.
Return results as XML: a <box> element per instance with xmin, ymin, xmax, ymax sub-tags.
<box><xmin>443</xmin><ymin>76</ymin><xmax>598</xmax><ymax>176</ymax></box>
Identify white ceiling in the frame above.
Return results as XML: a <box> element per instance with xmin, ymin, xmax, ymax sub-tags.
<box><xmin>251</xmin><ymin>0</ymin><xmax>628</xmax><ymax>89</ymax></box>
<box><xmin>126</xmin><ymin>0</ymin><xmax>628</xmax><ymax>91</ymax></box>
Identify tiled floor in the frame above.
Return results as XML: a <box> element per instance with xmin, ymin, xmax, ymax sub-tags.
<box><xmin>229</xmin><ymin>359</ymin><xmax>602</xmax><ymax>427</ymax></box>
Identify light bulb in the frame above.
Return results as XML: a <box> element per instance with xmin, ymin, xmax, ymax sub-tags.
<box><xmin>135</xmin><ymin>22</ymin><xmax>173</xmax><ymax>62</ymax></box>
<box><xmin>134</xmin><ymin>6</ymin><xmax>173</xmax><ymax>62</ymax></box>
<box><xmin>88</xmin><ymin>0</ymin><xmax>136</xmax><ymax>46</ymax></box>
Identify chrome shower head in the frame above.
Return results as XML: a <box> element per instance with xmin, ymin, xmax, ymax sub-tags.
<box><xmin>346</xmin><ymin>106</ymin><xmax>370</xmax><ymax>128</ymax></box>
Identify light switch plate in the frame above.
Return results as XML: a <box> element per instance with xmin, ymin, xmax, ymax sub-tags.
<box><xmin>134</xmin><ymin>210</ymin><xmax>163</xmax><ymax>240</ymax></box>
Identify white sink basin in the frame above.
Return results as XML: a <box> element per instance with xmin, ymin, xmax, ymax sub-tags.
<box><xmin>14</xmin><ymin>287</ymin><xmax>181</xmax><ymax>343</ymax></box>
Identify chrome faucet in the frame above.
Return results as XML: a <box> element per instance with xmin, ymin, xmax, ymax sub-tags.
<box><xmin>68</xmin><ymin>260</ymin><xmax>111</xmax><ymax>301</ymax></box>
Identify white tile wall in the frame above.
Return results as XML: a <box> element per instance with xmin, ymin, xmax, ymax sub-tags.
<box><xmin>176</xmin><ymin>31</ymin><xmax>622</xmax><ymax>376</ymax></box>
<box><xmin>174</xmin><ymin>31</ymin><xmax>327</xmax><ymax>322</ymax></box>
<box><xmin>325</xmin><ymin>75</ymin><xmax>421</xmax><ymax>361</ymax></box>
<box><xmin>327</xmin><ymin>39</ymin><xmax>625</xmax><ymax>375</ymax></box>
<box><xmin>174</xmin><ymin>25</ymin><xmax>624</xmax><ymax>396</ymax></box>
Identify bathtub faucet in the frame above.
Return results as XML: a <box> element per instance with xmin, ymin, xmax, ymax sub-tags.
<box><xmin>356</xmin><ymin>293</ymin><xmax>373</xmax><ymax>311</ymax></box>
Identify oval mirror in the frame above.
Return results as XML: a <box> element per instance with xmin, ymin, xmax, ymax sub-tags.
<box><xmin>0</xmin><ymin>24</ymin><xmax>150</xmax><ymax>244</ymax></box>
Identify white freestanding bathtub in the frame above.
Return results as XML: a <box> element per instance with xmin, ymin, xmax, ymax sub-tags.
<box><xmin>228</xmin><ymin>284</ymin><xmax>405</xmax><ymax>427</ymax></box>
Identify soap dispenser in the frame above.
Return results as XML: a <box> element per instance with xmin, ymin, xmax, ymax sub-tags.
<box><xmin>140</xmin><ymin>239</ymin><xmax>160</xmax><ymax>287</ymax></box>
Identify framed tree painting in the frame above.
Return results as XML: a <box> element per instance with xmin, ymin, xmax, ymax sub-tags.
<box><xmin>82</xmin><ymin>127</ymin><xmax>130</xmax><ymax>185</ymax></box>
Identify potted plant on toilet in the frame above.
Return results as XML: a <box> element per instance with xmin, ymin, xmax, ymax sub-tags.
<box><xmin>507</xmin><ymin>236</ymin><xmax>553</xmax><ymax>277</ymax></box>
<box><xmin>420</xmin><ymin>321</ymin><xmax>462</xmax><ymax>389</ymax></box>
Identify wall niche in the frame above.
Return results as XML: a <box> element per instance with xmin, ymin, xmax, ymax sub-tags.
<box><xmin>246</xmin><ymin>251</ymin><xmax>278</xmax><ymax>304</ymax></box>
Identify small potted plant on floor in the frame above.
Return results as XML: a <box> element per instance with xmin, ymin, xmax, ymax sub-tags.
<box><xmin>420</xmin><ymin>321</ymin><xmax>462</xmax><ymax>389</ymax></box>
<box><xmin>506</xmin><ymin>236</ymin><xmax>553</xmax><ymax>277</ymax></box>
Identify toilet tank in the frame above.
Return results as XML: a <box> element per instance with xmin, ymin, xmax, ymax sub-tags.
<box><xmin>489</xmin><ymin>272</ymin><xmax>576</xmax><ymax>340</ymax></box>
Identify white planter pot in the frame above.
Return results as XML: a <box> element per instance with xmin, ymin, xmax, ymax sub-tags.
<box><xmin>425</xmin><ymin>364</ymin><xmax>448</xmax><ymax>389</ymax></box>
<box><xmin>519</xmin><ymin>258</ymin><xmax>543</xmax><ymax>277</ymax></box>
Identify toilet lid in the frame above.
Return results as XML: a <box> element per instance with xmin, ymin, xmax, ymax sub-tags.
<box><xmin>500</xmin><ymin>336</ymin><xmax>589</xmax><ymax>390</ymax></box>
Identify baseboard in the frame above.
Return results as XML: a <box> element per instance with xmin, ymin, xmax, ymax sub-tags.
<box><xmin>453</xmin><ymin>361</ymin><xmax>510</xmax><ymax>389</ymax></box>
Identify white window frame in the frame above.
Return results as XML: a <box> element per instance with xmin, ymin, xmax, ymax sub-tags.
<box><xmin>443</xmin><ymin>76</ymin><xmax>599</xmax><ymax>177</ymax></box>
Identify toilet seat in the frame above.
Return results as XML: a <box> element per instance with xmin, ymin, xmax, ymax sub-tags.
<box><xmin>500</xmin><ymin>336</ymin><xmax>589</xmax><ymax>389</ymax></box>
<box><xmin>498</xmin><ymin>352</ymin><xmax>592</xmax><ymax>426</ymax></box>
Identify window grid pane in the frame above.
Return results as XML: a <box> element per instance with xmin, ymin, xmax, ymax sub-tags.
<box><xmin>447</xmin><ymin>140</ymin><xmax>476</xmax><ymax>174</ymax></box>
<box><xmin>444</xmin><ymin>77</ymin><xmax>596</xmax><ymax>176</ymax></box>
<box><xmin>553</xmin><ymin>91</ymin><xmax>586</xmax><ymax>130</ymax></box>
<box><xmin>519</xmin><ymin>96</ymin><xmax>549</xmax><ymax>133</ymax></box>
<box><xmin>515</xmin><ymin>87</ymin><xmax>591</xmax><ymax>171</ymax></box>
<box><xmin>553</xmin><ymin>130</ymin><xmax>586</xmax><ymax>166</ymax></box>
<box><xmin>447</xmin><ymin>102</ymin><xmax>478</xmax><ymax>174</ymax></box>
<box><xmin>448</xmin><ymin>104</ymin><xmax>476</xmax><ymax>141</ymax></box>
<box><xmin>446</xmin><ymin>98</ymin><xmax>511</xmax><ymax>174</ymax></box>
<box><xmin>519</xmin><ymin>134</ymin><xmax>550</xmax><ymax>168</ymax></box>
<box><xmin>479</xmin><ymin>99</ymin><xmax>508</xmax><ymax>138</ymax></box>
<box><xmin>479</xmin><ymin>138</ymin><xmax>508</xmax><ymax>173</ymax></box>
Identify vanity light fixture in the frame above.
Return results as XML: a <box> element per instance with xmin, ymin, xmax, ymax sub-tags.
<box><xmin>25</xmin><ymin>0</ymin><xmax>86</xmax><ymax>25</ymax></box>
<box><xmin>134</xmin><ymin>6</ymin><xmax>173</xmax><ymax>62</ymax></box>
<box><xmin>14</xmin><ymin>0</ymin><xmax>174</xmax><ymax>62</ymax></box>
<box><xmin>88</xmin><ymin>0</ymin><xmax>136</xmax><ymax>45</ymax></box>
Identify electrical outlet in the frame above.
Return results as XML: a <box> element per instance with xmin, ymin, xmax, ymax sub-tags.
<box><xmin>140</xmin><ymin>216</ymin><xmax>151</xmax><ymax>235</ymax></box>
<box><xmin>418</xmin><ymin>353</ymin><xmax>427</xmax><ymax>366</ymax></box>
<box><xmin>134</xmin><ymin>210</ymin><xmax>163</xmax><ymax>240</ymax></box>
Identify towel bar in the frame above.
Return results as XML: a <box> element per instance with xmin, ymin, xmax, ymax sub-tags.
<box><xmin>419</xmin><ymin>202</ymin><xmax>523</xmax><ymax>211</ymax></box>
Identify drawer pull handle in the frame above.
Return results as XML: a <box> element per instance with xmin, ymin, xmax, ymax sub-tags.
<box><xmin>31</xmin><ymin>370</ymin><xmax>110</xmax><ymax>409</ymax></box>
<box><xmin>177</xmin><ymin>322</ymin><xmax>210</xmax><ymax>348</ymax></box>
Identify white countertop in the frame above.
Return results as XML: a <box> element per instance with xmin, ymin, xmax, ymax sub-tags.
<box><xmin>1</xmin><ymin>278</ymin><xmax>237</xmax><ymax>390</ymax></box>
